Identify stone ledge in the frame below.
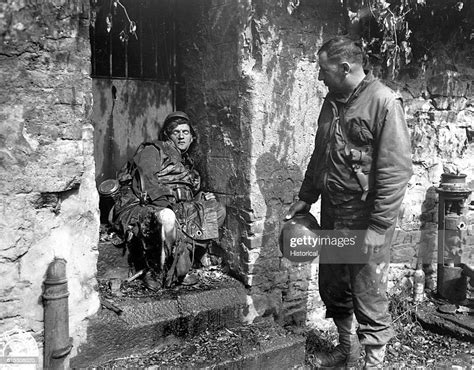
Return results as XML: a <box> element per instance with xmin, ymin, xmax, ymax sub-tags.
<box><xmin>415</xmin><ymin>300</ymin><xmax>474</xmax><ymax>344</ymax></box>
<box><xmin>93</xmin><ymin>317</ymin><xmax>306</xmax><ymax>369</ymax></box>
<box><xmin>70</xmin><ymin>276</ymin><xmax>247</xmax><ymax>367</ymax></box>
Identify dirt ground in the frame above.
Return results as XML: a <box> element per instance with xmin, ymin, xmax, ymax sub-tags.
<box><xmin>97</xmin><ymin>280</ymin><xmax>473</xmax><ymax>369</ymax></box>
<box><xmin>97</xmin><ymin>226</ymin><xmax>473</xmax><ymax>368</ymax></box>
<box><xmin>306</xmin><ymin>290</ymin><xmax>473</xmax><ymax>369</ymax></box>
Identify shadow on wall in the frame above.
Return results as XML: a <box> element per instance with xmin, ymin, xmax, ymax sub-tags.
<box><xmin>92</xmin><ymin>78</ymin><xmax>172</xmax><ymax>186</ymax></box>
<box><xmin>243</xmin><ymin>0</ymin><xmax>342</xmax><ymax>326</ymax></box>
<box><xmin>252</xmin><ymin>0</ymin><xmax>340</xmax><ymax>163</ymax></box>
<box><xmin>251</xmin><ymin>149</ymin><xmax>311</xmax><ymax>326</ymax></box>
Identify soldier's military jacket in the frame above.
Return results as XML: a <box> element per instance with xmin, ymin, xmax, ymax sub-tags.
<box><xmin>299</xmin><ymin>72</ymin><xmax>413</xmax><ymax>233</ymax></box>
<box><xmin>112</xmin><ymin>140</ymin><xmax>218</xmax><ymax>241</ymax></box>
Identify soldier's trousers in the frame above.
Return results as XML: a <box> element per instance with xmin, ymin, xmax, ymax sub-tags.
<box><xmin>318</xmin><ymin>195</ymin><xmax>395</xmax><ymax>346</ymax></box>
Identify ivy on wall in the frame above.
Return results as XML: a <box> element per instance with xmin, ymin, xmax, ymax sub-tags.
<box><xmin>285</xmin><ymin>0</ymin><xmax>472</xmax><ymax>78</ymax></box>
<box><xmin>344</xmin><ymin>0</ymin><xmax>474</xmax><ymax>78</ymax></box>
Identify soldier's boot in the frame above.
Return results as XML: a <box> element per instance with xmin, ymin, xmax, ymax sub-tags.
<box><xmin>142</xmin><ymin>269</ymin><xmax>161</xmax><ymax>291</ymax></box>
<box><xmin>141</xmin><ymin>246</ymin><xmax>162</xmax><ymax>291</ymax></box>
<box><xmin>314</xmin><ymin>315</ymin><xmax>361</xmax><ymax>368</ymax></box>
<box><xmin>363</xmin><ymin>344</ymin><xmax>386</xmax><ymax>369</ymax></box>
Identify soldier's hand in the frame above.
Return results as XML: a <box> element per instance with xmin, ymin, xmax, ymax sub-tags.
<box><xmin>362</xmin><ymin>228</ymin><xmax>386</xmax><ymax>255</ymax></box>
<box><xmin>204</xmin><ymin>192</ymin><xmax>216</xmax><ymax>201</ymax></box>
<box><xmin>284</xmin><ymin>200</ymin><xmax>311</xmax><ymax>220</ymax></box>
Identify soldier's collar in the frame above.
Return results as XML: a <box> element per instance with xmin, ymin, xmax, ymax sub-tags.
<box><xmin>329</xmin><ymin>71</ymin><xmax>375</xmax><ymax>104</ymax></box>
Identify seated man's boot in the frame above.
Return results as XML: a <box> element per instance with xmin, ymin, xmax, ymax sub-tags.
<box><xmin>142</xmin><ymin>269</ymin><xmax>161</xmax><ymax>291</ymax></box>
<box><xmin>364</xmin><ymin>344</ymin><xmax>386</xmax><ymax>369</ymax></box>
<box><xmin>181</xmin><ymin>271</ymin><xmax>199</xmax><ymax>286</ymax></box>
<box><xmin>141</xmin><ymin>246</ymin><xmax>163</xmax><ymax>291</ymax></box>
<box><xmin>313</xmin><ymin>315</ymin><xmax>361</xmax><ymax>368</ymax></box>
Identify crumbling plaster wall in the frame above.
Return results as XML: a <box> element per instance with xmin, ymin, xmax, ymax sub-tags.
<box><xmin>387</xmin><ymin>75</ymin><xmax>474</xmax><ymax>270</ymax></box>
<box><xmin>238</xmin><ymin>0</ymin><xmax>348</xmax><ymax>328</ymax></box>
<box><xmin>179</xmin><ymin>0</ymin><xmax>473</xmax><ymax>330</ymax></box>
<box><xmin>384</xmin><ymin>2</ymin><xmax>474</xmax><ymax>270</ymax></box>
<box><xmin>177</xmin><ymin>0</ymin><xmax>347</xmax><ymax>328</ymax></box>
<box><xmin>0</xmin><ymin>0</ymin><xmax>99</xmax><ymax>360</ymax></box>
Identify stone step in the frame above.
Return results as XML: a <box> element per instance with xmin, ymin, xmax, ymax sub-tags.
<box><xmin>73</xmin><ymin>234</ymin><xmax>306</xmax><ymax>368</ymax></box>
<box><xmin>70</xmin><ymin>268</ymin><xmax>248</xmax><ymax>367</ymax></box>
<box><xmin>96</xmin><ymin>237</ymin><xmax>132</xmax><ymax>281</ymax></box>
<box><xmin>93</xmin><ymin>317</ymin><xmax>306</xmax><ymax>369</ymax></box>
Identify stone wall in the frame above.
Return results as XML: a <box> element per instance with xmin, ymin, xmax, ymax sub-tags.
<box><xmin>177</xmin><ymin>0</ymin><xmax>346</xmax><ymax>328</ymax></box>
<box><xmin>386</xmin><ymin>2</ymin><xmax>474</xmax><ymax>269</ymax></box>
<box><xmin>239</xmin><ymin>0</ymin><xmax>347</xmax><ymax>328</ymax></box>
<box><xmin>0</xmin><ymin>0</ymin><xmax>100</xmax><ymax>363</ymax></box>
<box><xmin>92</xmin><ymin>79</ymin><xmax>172</xmax><ymax>185</ymax></box>
<box><xmin>177</xmin><ymin>0</ymin><xmax>473</xmax><ymax>330</ymax></box>
<box><xmin>175</xmin><ymin>0</ymin><xmax>252</xmax><ymax>279</ymax></box>
<box><xmin>1</xmin><ymin>1</ymin><xmax>471</xmax><ymax>356</ymax></box>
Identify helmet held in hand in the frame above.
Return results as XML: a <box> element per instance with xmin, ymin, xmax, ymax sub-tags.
<box><xmin>280</xmin><ymin>213</ymin><xmax>322</xmax><ymax>263</ymax></box>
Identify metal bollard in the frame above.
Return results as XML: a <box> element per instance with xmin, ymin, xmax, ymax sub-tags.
<box><xmin>43</xmin><ymin>258</ymin><xmax>73</xmax><ymax>369</ymax></box>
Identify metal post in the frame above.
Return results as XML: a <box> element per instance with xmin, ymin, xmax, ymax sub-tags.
<box><xmin>436</xmin><ymin>178</ymin><xmax>471</xmax><ymax>301</ymax></box>
<box><xmin>43</xmin><ymin>258</ymin><xmax>73</xmax><ymax>369</ymax></box>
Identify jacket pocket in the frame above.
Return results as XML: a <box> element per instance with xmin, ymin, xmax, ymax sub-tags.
<box><xmin>346</xmin><ymin>118</ymin><xmax>373</xmax><ymax>146</ymax></box>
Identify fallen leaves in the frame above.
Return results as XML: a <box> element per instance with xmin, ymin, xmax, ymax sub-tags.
<box><xmin>306</xmin><ymin>290</ymin><xmax>473</xmax><ymax>368</ymax></box>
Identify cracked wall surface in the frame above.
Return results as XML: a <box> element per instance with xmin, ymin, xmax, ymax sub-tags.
<box><xmin>386</xmin><ymin>1</ymin><xmax>474</xmax><ymax>270</ymax></box>
<box><xmin>1</xmin><ymin>0</ymin><xmax>473</xmax><ymax>351</ymax></box>
<box><xmin>0</xmin><ymin>0</ymin><xmax>100</xmax><ymax>363</ymax></box>
<box><xmin>176</xmin><ymin>0</ymin><xmax>346</xmax><ymax>328</ymax></box>
<box><xmin>176</xmin><ymin>0</ymin><xmax>474</xmax><ymax>330</ymax></box>
<box><xmin>92</xmin><ymin>79</ymin><xmax>172</xmax><ymax>185</ymax></box>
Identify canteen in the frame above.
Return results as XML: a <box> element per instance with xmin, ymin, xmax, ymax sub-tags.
<box><xmin>98</xmin><ymin>179</ymin><xmax>120</xmax><ymax>224</ymax></box>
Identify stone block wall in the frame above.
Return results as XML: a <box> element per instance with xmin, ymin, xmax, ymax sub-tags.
<box><xmin>239</xmin><ymin>0</ymin><xmax>346</xmax><ymax>327</ymax></box>
<box><xmin>177</xmin><ymin>0</ymin><xmax>346</xmax><ymax>328</ymax></box>
<box><xmin>175</xmin><ymin>0</ymin><xmax>253</xmax><ymax>275</ymax></box>
<box><xmin>177</xmin><ymin>0</ymin><xmax>473</xmax><ymax>330</ymax></box>
<box><xmin>0</xmin><ymin>0</ymin><xmax>100</xmax><ymax>363</ymax></box>
<box><xmin>388</xmin><ymin>25</ymin><xmax>474</xmax><ymax>269</ymax></box>
<box><xmin>1</xmin><ymin>0</ymin><xmax>471</xmax><ymax>351</ymax></box>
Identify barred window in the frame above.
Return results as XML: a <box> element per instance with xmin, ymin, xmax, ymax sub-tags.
<box><xmin>90</xmin><ymin>0</ymin><xmax>175</xmax><ymax>81</ymax></box>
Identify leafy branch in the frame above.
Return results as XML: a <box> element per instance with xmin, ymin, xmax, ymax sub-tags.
<box><xmin>345</xmin><ymin>0</ymin><xmax>425</xmax><ymax>78</ymax></box>
<box><xmin>105</xmin><ymin>0</ymin><xmax>138</xmax><ymax>43</ymax></box>
<box><xmin>345</xmin><ymin>0</ymin><xmax>470</xmax><ymax>78</ymax></box>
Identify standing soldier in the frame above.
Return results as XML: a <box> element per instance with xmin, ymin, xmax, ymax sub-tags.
<box><xmin>286</xmin><ymin>36</ymin><xmax>412</xmax><ymax>368</ymax></box>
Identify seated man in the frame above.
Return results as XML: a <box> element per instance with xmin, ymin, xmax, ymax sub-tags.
<box><xmin>111</xmin><ymin>111</ymin><xmax>226</xmax><ymax>290</ymax></box>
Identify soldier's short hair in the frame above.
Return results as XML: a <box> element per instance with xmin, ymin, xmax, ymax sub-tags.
<box><xmin>318</xmin><ymin>36</ymin><xmax>365</xmax><ymax>65</ymax></box>
<box><xmin>160</xmin><ymin>112</ymin><xmax>197</xmax><ymax>145</ymax></box>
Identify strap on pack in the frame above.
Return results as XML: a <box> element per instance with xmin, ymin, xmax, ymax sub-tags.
<box><xmin>331</xmin><ymin>101</ymin><xmax>372</xmax><ymax>202</ymax></box>
<box><xmin>344</xmin><ymin>146</ymin><xmax>370</xmax><ymax>201</ymax></box>
<box><xmin>164</xmin><ymin>227</ymin><xmax>195</xmax><ymax>288</ymax></box>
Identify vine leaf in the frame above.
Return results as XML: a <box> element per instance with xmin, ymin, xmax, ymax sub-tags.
<box><xmin>106</xmin><ymin>13</ymin><xmax>112</xmax><ymax>33</ymax></box>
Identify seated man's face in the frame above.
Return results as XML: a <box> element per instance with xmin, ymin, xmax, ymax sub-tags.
<box><xmin>169</xmin><ymin>123</ymin><xmax>194</xmax><ymax>152</ymax></box>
